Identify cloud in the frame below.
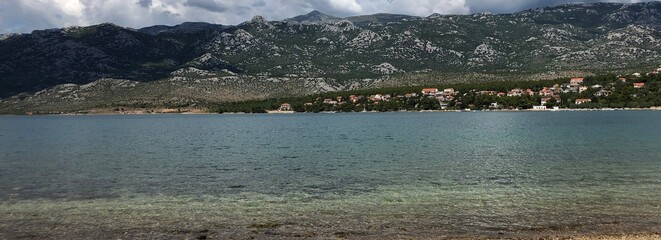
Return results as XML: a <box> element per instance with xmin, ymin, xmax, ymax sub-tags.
<box><xmin>137</xmin><ymin>0</ymin><xmax>153</xmax><ymax>8</ymax></box>
<box><xmin>356</xmin><ymin>0</ymin><xmax>470</xmax><ymax>16</ymax></box>
<box><xmin>0</xmin><ymin>0</ymin><xmax>87</xmax><ymax>32</ymax></box>
<box><xmin>184</xmin><ymin>0</ymin><xmax>227</xmax><ymax>13</ymax></box>
<box><xmin>0</xmin><ymin>0</ymin><xmax>656</xmax><ymax>33</ymax></box>
<box><xmin>464</xmin><ymin>0</ymin><xmax>650</xmax><ymax>13</ymax></box>
<box><xmin>329</xmin><ymin>0</ymin><xmax>363</xmax><ymax>13</ymax></box>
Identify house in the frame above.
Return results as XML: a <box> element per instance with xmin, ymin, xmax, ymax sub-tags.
<box><xmin>524</xmin><ymin>89</ymin><xmax>535</xmax><ymax>96</ymax></box>
<box><xmin>279</xmin><ymin>103</ymin><xmax>292</xmax><ymax>111</ymax></box>
<box><xmin>540</xmin><ymin>95</ymin><xmax>561</xmax><ymax>105</ymax></box>
<box><xmin>579</xmin><ymin>86</ymin><xmax>588</xmax><ymax>93</ymax></box>
<box><xmin>570</xmin><ymin>77</ymin><xmax>585</xmax><ymax>84</ymax></box>
<box><xmin>562</xmin><ymin>83</ymin><xmax>579</xmax><ymax>93</ymax></box>
<box><xmin>490</xmin><ymin>102</ymin><xmax>500</xmax><ymax>109</ymax></box>
<box><xmin>532</xmin><ymin>105</ymin><xmax>547</xmax><ymax>111</ymax></box>
<box><xmin>349</xmin><ymin>95</ymin><xmax>360</xmax><ymax>103</ymax></box>
<box><xmin>552</xmin><ymin>95</ymin><xmax>562</xmax><ymax>103</ymax></box>
<box><xmin>595</xmin><ymin>90</ymin><xmax>612</xmax><ymax>97</ymax></box>
<box><xmin>443</xmin><ymin>88</ymin><xmax>456</xmax><ymax>95</ymax></box>
<box><xmin>550</xmin><ymin>84</ymin><xmax>562</xmax><ymax>93</ymax></box>
<box><xmin>633</xmin><ymin>82</ymin><xmax>645</xmax><ymax>88</ymax></box>
<box><xmin>421</xmin><ymin>88</ymin><xmax>439</xmax><ymax>95</ymax></box>
<box><xmin>553</xmin><ymin>86</ymin><xmax>564</xmax><ymax>94</ymax></box>
<box><xmin>497</xmin><ymin>92</ymin><xmax>506</xmax><ymax>97</ymax></box>
<box><xmin>633</xmin><ymin>73</ymin><xmax>642</xmax><ymax>78</ymax></box>
<box><xmin>619</xmin><ymin>77</ymin><xmax>627</xmax><ymax>82</ymax></box>
<box><xmin>336</xmin><ymin>96</ymin><xmax>344</xmax><ymax>102</ymax></box>
<box><xmin>477</xmin><ymin>91</ymin><xmax>497</xmax><ymax>96</ymax></box>
<box><xmin>369</xmin><ymin>94</ymin><xmax>390</xmax><ymax>102</ymax></box>
<box><xmin>575</xmin><ymin>99</ymin><xmax>592</xmax><ymax>104</ymax></box>
<box><xmin>437</xmin><ymin>95</ymin><xmax>454</xmax><ymax>102</ymax></box>
<box><xmin>507</xmin><ymin>88</ymin><xmax>523</xmax><ymax>97</ymax></box>
<box><xmin>541</xmin><ymin>97</ymin><xmax>552</xmax><ymax>105</ymax></box>
<box><xmin>564</xmin><ymin>86</ymin><xmax>578</xmax><ymax>93</ymax></box>
<box><xmin>323</xmin><ymin>99</ymin><xmax>338</xmax><ymax>105</ymax></box>
<box><xmin>591</xmin><ymin>84</ymin><xmax>603</xmax><ymax>89</ymax></box>
<box><xmin>304</xmin><ymin>103</ymin><xmax>313</xmax><ymax>106</ymax></box>
<box><xmin>539</xmin><ymin>87</ymin><xmax>553</xmax><ymax>96</ymax></box>
<box><xmin>569</xmin><ymin>82</ymin><xmax>581</xmax><ymax>88</ymax></box>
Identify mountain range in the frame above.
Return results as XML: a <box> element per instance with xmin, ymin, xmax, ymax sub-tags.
<box><xmin>1</xmin><ymin>2</ymin><xmax>660</xmax><ymax>113</ymax></box>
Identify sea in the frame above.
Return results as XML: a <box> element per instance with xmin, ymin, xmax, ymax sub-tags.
<box><xmin>1</xmin><ymin>111</ymin><xmax>660</xmax><ymax>239</ymax></box>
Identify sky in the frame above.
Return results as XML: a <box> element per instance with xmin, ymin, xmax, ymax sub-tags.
<box><xmin>0</xmin><ymin>0</ymin><xmax>656</xmax><ymax>33</ymax></box>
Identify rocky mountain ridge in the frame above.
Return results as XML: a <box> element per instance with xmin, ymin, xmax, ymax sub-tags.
<box><xmin>1</xmin><ymin>2</ymin><xmax>660</xmax><ymax>113</ymax></box>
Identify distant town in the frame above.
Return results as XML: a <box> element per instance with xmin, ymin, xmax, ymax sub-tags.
<box><xmin>218</xmin><ymin>67</ymin><xmax>661</xmax><ymax>114</ymax></box>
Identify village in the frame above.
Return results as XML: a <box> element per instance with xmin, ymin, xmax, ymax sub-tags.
<box><xmin>271</xmin><ymin>67</ymin><xmax>661</xmax><ymax>113</ymax></box>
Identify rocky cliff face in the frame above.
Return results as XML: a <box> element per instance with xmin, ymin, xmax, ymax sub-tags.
<box><xmin>0</xmin><ymin>2</ymin><xmax>660</xmax><ymax>110</ymax></box>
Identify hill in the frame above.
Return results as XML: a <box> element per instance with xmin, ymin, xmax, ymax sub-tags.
<box><xmin>1</xmin><ymin>2</ymin><xmax>660</xmax><ymax>113</ymax></box>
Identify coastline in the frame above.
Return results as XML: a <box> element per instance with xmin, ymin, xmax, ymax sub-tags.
<box><xmin>1</xmin><ymin>196</ymin><xmax>659</xmax><ymax>240</ymax></box>
<box><xmin>2</xmin><ymin>107</ymin><xmax>659</xmax><ymax>116</ymax></box>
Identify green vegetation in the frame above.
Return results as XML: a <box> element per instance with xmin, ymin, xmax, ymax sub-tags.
<box><xmin>211</xmin><ymin>73</ymin><xmax>661</xmax><ymax>113</ymax></box>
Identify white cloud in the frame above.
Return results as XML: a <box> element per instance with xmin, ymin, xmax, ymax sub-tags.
<box><xmin>0</xmin><ymin>0</ymin><xmax>655</xmax><ymax>33</ymax></box>
<box><xmin>53</xmin><ymin>0</ymin><xmax>85</xmax><ymax>17</ymax></box>
<box><xmin>329</xmin><ymin>0</ymin><xmax>363</xmax><ymax>13</ymax></box>
<box><xmin>357</xmin><ymin>0</ymin><xmax>469</xmax><ymax>16</ymax></box>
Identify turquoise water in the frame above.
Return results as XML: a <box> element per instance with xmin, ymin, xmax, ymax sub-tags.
<box><xmin>1</xmin><ymin>112</ymin><xmax>661</xmax><ymax>238</ymax></box>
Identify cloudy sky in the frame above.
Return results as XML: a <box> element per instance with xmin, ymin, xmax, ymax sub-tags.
<box><xmin>0</xmin><ymin>0</ymin><xmax>655</xmax><ymax>33</ymax></box>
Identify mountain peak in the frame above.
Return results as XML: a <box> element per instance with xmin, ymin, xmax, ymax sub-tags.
<box><xmin>250</xmin><ymin>15</ymin><xmax>268</xmax><ymax>24</ymax></box>
<box><xmin>0</xmin><ymin>33</ymin><xmax>20</xmax><ymax>41</ymax></box>
<box><xmin>240</xmin><ymin>15</ymin><xmax>273</xmax><ymax>29</ymax></box>
<box><xmin>286</xmin><ymin>10</ymin><xmax>340</xmax><ymax>24</ymax></box>
<box><xmin>307</xmin><ymin>10</ymin><xmax>330</xmax><ymax>16</ymax></box>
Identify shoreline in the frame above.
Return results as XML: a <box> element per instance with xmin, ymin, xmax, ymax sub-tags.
<box><xmin>1</xmin><ymin>196</ymin><xmax>660</xmax><ymax>240</ymax></box>
<box><xmin>2</xmin><ymin>107</ymin><xmax>659</xmax><ymax>116</ymax></box>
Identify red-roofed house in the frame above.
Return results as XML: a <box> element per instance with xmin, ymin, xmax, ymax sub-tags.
<box><xmin>422</xmin><ymin>88</ymin><xmax>439</xmax><ymax>95</ymax></box>
<box><xmin>539</xmin><ymin>87</ymin><xmax>553</xmax><ymax>96</ymax></box>
<box><xmin>507</xmin><ymin>88</ymin><xmax>523</xmax><ymax>97</ymax></box>
<box><xmin>575</xmin><ymin>99</ymin><xmax>592</xmax><ymax>105</ymax></box>
<box><xmin>279</xmin><ymin>103</ymin><xmax>292</xmax><ymax>111</ymax></box>
<box><xmin>633</xmin><ymin>82</ymin><xmax>645</xmax><ymax>88</ymax></box>
<box><xmin>570</xmin><ymin>78</ymin><xmax>585</xmax><ymax>84</ymax></box>
<box><xmin>349</xmin><ymin>95</ymin><xmax>360</xmax><ymax>103</ymax></box>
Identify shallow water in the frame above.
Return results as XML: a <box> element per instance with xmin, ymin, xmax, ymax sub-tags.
<box><xmin>1</xmin><ymin>112</ymin><xmax>660</xmax><ymax>238</ymax></box>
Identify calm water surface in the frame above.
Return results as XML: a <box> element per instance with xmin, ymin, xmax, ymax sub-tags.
<box><xmin>1</xmin><ymin>112</ymin><xmax>660</xmax><ymax>238</ymax></box>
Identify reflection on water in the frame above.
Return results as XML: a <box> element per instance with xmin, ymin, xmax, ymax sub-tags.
<box><xmin>1</xmin><ymin>112</ymin><xmax>660</xmax><ymax>238</ymax></box>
